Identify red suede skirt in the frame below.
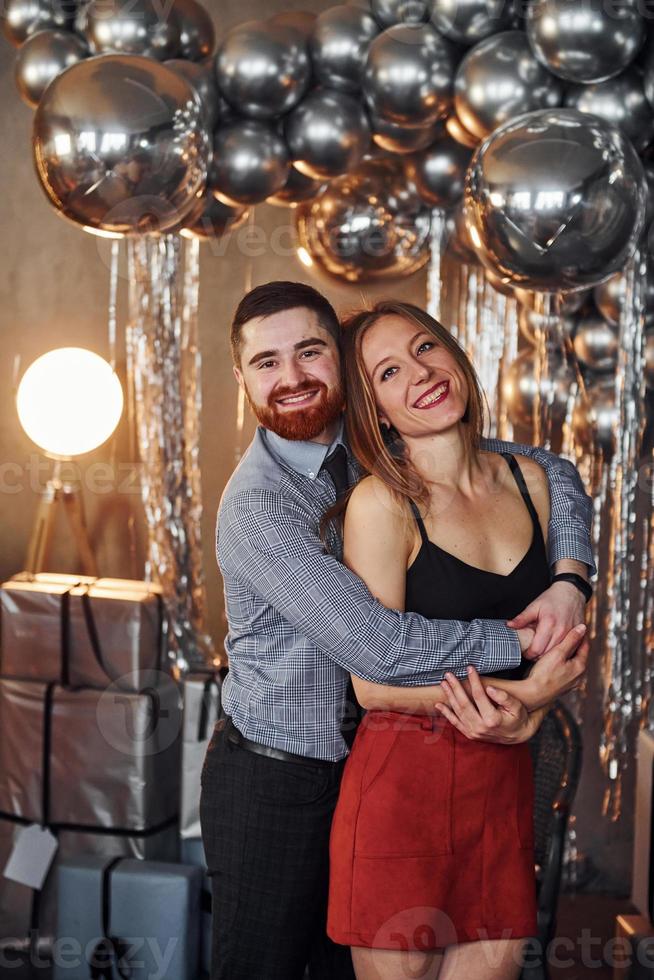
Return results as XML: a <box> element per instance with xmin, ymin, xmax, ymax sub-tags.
<box><xmin>327</xmin><ymin>710</ymin><xmax>537</xmax><ymax>950</ymax></box>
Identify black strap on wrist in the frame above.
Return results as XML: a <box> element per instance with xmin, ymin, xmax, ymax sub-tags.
<box><xmin>551</xmin><ymin>572</ymin><xmax>593</xmax><ymax>604</ymax></box>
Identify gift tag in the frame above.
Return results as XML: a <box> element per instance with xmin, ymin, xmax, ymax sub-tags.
<box><xmin>3</xmin><ymin>824</ymin><xmax>58</xmax><ymax>889</ymax></box>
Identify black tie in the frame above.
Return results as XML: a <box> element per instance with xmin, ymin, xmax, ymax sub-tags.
<box><xmin>321</xmin><ymin>445</ymin><xmax>364</xmax><ymax>749</ymax></box>
<box><xmin>321</xmin><ymin>444</ymin><xmax>349</xmax><ymax>500</ymax></box>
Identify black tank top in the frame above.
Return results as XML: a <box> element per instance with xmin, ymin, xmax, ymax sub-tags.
<box><xmin>405</xmin><ymin>453</ymin><xmax>551</xmax><ymax>681</ymax></box>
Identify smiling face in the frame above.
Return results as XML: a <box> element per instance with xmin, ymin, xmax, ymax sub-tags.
<box><xmin>361</xmin><ymin>314</ymin><xmax>471</xmax><ymax>441</ymax></box>
<box><xmin>234</xmin><ymin>306</ymin><xmax>344</xmax><ymax>442</ymax></box>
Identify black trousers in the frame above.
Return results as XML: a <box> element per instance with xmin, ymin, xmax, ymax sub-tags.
<box><xmin>200</xmin><ymin>719</ymin><xmax>356</xmax><ymax>980</ymax></box>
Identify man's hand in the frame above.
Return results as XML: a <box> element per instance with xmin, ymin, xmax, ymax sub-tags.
<box><xmin>517</xmin><ymin>623</ymin><xmax>588</xmax><ymax>711</ymax></box>
<box><xmin>434</xmin><ymin>666</ymin><xmax>544</xmax><ymax>745</ymax></box>
<box><xmin>508</xmin><ymin>582</ymin><xmax>586</xmax><ymax>659</ymax></box>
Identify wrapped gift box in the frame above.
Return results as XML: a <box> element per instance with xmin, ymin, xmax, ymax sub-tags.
<box><xmin>180</xmin><ymin>837</ymin><xmax>212</xmax><ymax>975</ymax></box>
<box><xmin>0</xmin><ymin>573</ymin><xmax>166</xmax><ymax>692</ymax></box>
<box><xmin>180</xmin><ymin>671</ymin><xmax>223</xmax><ymax>840</ymax></box>
<box><xmin>0</xmin><ymin>678</ymin><xmax>181</xmax><ymax>831</ymax></box>
<box><xmin>0</xmin><ymin>818</ymin><xmax>179</xmax><ymax>955</ymax></box>
<box><xmin>54</xmin><ymin>856</ymin><xmax>202</xmax><ymax>979</ymax></box>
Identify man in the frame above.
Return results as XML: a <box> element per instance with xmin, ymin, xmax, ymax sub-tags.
<box><xmin>200</xmin><ymin>282</ymin><xmax>593</xmax><ymax>980</ymax></box>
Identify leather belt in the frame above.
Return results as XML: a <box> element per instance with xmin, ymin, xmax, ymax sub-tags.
<box><xmin>222</xmin><ymin>716</ymin><xmax>338</xmax><ymax>769</ymax></box>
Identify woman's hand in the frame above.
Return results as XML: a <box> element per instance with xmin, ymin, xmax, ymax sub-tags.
<box><xmin>434</xmin><ymin>667</ymin><xmax>543</xmax><ymax>745</ymax></box>
<box><xmin>517</xmin><ymin>623</ymin><xmax>588</xmax><ymax>710</ymax></box>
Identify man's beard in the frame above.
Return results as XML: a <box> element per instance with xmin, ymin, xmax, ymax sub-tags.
<box><xmin>247</xmin><ymin>380</ymin><xmax>345</xmax><ymax>441</ymax></box>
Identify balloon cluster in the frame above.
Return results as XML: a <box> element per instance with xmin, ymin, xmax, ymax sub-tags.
<box><xmin>501</xmin><ymin>264</ymin><xmax>654</xmax><ymax>451</ymax></box>
<box><xmin>1</xmin><ymin>0</ymin><xmax>650</xmax><ymax>271</ymax></box>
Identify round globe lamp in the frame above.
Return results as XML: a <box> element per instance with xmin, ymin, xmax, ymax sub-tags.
<box><xmin>16</xmin><ymin>348</ymin><xmax>124</xmax><ymax>575</ymax></box>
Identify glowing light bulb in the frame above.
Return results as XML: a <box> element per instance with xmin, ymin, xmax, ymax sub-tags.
<box><xmin>16</xmin><ymin>348</ymin><xmax>123</xmax><ymax>458</ymax></box>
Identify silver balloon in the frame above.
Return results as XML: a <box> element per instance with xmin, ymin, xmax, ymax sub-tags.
<box><xmin>445</xmin><ymin>112</ymin><xmax>479</xmax><ymax>148</ymax></box>
<box><xmin>371</xmin><ymin>115</ymin><xmax>442</xmax><ymax>154</ymax></box>
<box><xmin>404</xmin><ymin>133</ymin><xmax>471</xmax><ymax>207</ymax></box>
<box><xmin>465</xmin><ymin>108</ymin><xmax>646</xmax><ymax>292</ymax></box>
<box><xmin>573</xmin><ymin>377</ymin><xmax>618</xmax><ymax>455</ymax></box>
<box><xmin>285</xmin><ymin>88</ymin><xmax>371</xmax><ymax>180</ymax></box>
<box><xmin>363</xmin><ymin>23</ymin><xmax>456</xmax><ymax>127</ymax></box>
<box><xmin>371</xmin><ymin>0</ymin><xmax>431</xmax><ymax>25</ymax></box>
<box><xmin>180</xmin><ymin>194</ymin><xmax>249</xmax><ymax>240</ymax></box>
<box><xmin>2</xmin><ymin>0</ymin><xmax>73</xmax><ymax>46</ymax></box>
<box><xmin>593</xmin><ymin>266</ymin><xmax>654</xmax><ymax>326</ymax></box>
<box><xmin>430</xmin><ymin>0</ymin><xmax>511</xmax><ymax>45</ymax></box>
<box><xmin>210</xmin><ymin>120</ymin><xmax>290</xmax><ymax>206</ymax></box>
<box><xmin>573</xmin><ymin>314</ymin><xmax>619</xmax><ymax>372</ymax></box>
<box><xmin>267</xmin><ymin>167</ymin><xmax>326</xmax><ymax>207</ymax></box>
<box><xmin>645</xmin><ymin>329</ymin><xmax>654</xmax><ymax>388</ymax></box>
<box><xmin>526</xmin><ymin>0</ymin><xmax>645</xmax><ymax>84</ymax></box>
<box><xmin>517</xmin><ymin>305</ymin><xmax>576</xmax><ymax>344</ymax></box>
<box><xmin>174</xmin><ymin>0</ymin><xmax>215</xmax><ymax>61</ymax></box>
<box><xmin>513</xmin><ymin>286</ymin><xmax>589</xmax><ymax>313</ymax></box>
<box><xmin>269</xmin><ymin>10</ymin><xmax>317</xmax><ymax>38</ymax></box>
<box><xmin>503</xmin><ymin>348</ymin><xmax>575</xmax><ymax>428</ymax></box>
<box><xmin>165</xmin><ymin>58</ymin><xmax>221</xmax><ymax>128</ymax></box>
<box><xmin>565</xmin><ymin>69</ymin><xmax>654</xmax><ymax>154</ymax></box>
<box><xmin>444</xmin><ymin>203</ymin><xmax>479</xmax><ymax>263</ymax></box>
<box><xmin>455</xmin><ymin>31</ymin><xmax>562</xmax><ymax>141</ymax></box>
<box><xmin>33</xmin><ymin>54</ymin><xmax>209</xmax><ymax>235</ymax></box>
<box><xmin>311</xmin><ymin>4</ymin><xmax>380</xmax><ymax>93</ymax></box>
<box><xmin>14</xmin><ymin>28</ymin><xmax>88</xmax><ymax>108</ymax></box>
<box><xmin>216</xmin><ymin>20</ymin><xmax>310</xmax><ymax>120</ymax></box>
<box><xmin>296</xmin><ymin>157</ymin><xmax>431</xmax><ymax>281</ymax></box>
<box><xmin>76</xmin><ymin>0</ymin><xmax>180</xmax><ymax>58</ymax></box>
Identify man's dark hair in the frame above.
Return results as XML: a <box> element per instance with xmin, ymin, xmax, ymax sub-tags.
<box><xmin>231</xmin><ymin>281</ymin><xmax>341</xmax><ymax>365</ymax></box>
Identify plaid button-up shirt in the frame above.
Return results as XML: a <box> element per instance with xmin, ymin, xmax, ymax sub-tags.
<box><xmin>216</xmin><ymin>425</ymin><xmax>594</xmax><ymax>761</ymax></box>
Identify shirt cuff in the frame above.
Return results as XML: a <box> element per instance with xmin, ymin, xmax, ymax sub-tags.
<box><xmin>478</xmin><ymin>620</ymin><xmax>522</xmax><ymax>671</ymax></box>
<box><xmin>548</xmin><ymin>537</ymin><xmax>597</xmax><ymax>577</ymax></box>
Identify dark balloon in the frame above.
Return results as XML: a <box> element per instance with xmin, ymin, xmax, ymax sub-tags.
<box><xmin>3</xmin><ymin>0</ymin><xmax>74</xmax><ymax>46</ymax></box>
<box><xmin>445</xmin><ymin>112</ymin><xmax>479</xmax><ymax>148</ymax></box>
<box><xmin>174</xmin><ymin>0</ymin><xmax>215</xmax><ymax>61</ymax></box>
<box><xmin>210</xmin><ymin>120</ymin><xmax>290</xmax><ymax>206</ymax></box>
<box><xmin>465</xmin><ymin>108</ymin><xmax>646</xmax><ymax>292</ymax></box>
<box><xmin>180</xmin><ymin>195</ymin><xmax>249</xmax><ymax>240</ymax></box>
<box><xmin>430</xmin><ymin>0</ymin><xmax>511</xmax><ymax>45</ymax></box>
<box><xmin>33</xmin><ymin>55</ymin><xmax>210</xmax><ymax>235</ymax></box>
<box><xmin>371</xmin><ymin>0</ymin><xmax>432</xmax><ymax>25</ymax></box>
<box><xmin>565</xmin><ymin>69</ymin><xmax>654</xmax><ymax>154</ymax></box>
<box><xmin>573</xmin><ymin>314</ymin><xmax>619</xmax><ymax>373</ymax></box>
<box><xmin>311</xmin><ymin>4</ymin><xmax>380</xmax><ymax>92</ymax></box>
<box><xmin>363</xmin><ymin>23</ymin><xmax>456</xmax><ymax>127</ymax></box>
<box><xmin>526</xmin><ymin>0</ymin><xmax>645</xmax><ymax>84</ymax></box>
<box><xmin>455</xmin><ymin>31</ymin><xmax>562</xmax><ymax>141</ymax></box>
<box><xmin>216</xmin><ymin>20</ymin><xmax>310</xmax><ymax>120</ymax></box>
<box><xmin>285</xmin><ymin>88</ymin><xmax>371</xmax><ymax>179</ymax></box>
<box><xmin>77</xmin><ymin>0</ymin><xmax>181</xmax><ymax>59</ymax></box>
<box><xmin>296</xmin><ymin>157</ymin><xmax>431</xmax><ymax>281</ymax></box>
<box><xmin>165</xmin><ymin>58</ymin><xmax>222</xmax><ymax>128</ymax></box>
<box><xmin>404</xmin><ymin>134</ymin><xmax>471</xmax><ymax>207</ymax></box>
<box><xmin>371</xmin><ymin>115</ymin><xmax>443</xmax><ymax>154</ymax></box>
<box><xmin>14</xmin><ymin>28</ymin><xmax>88</xmax><ymax>108</ymax></box>
<box><xmin>267</xmin><ymin>167</ymin><xmax>326</xmax><ymax>207</ymax></box>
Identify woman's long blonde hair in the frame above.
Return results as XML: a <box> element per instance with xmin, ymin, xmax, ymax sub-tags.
<box><xmin>341</xmin><ymin>301</ymin><xmax>487</xmax><ymax>509</ymax></box>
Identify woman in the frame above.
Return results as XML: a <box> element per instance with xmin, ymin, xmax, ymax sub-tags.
<box><xmin>326</xmin><ymin>301</ymin><xmax>586</xmax><ymax>980</ymax></box>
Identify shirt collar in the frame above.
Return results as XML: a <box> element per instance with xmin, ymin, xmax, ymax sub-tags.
<box><xmin>262</xmin><ymin>418</ymin><xmax>347</xmax><ymax>481</ymax></box>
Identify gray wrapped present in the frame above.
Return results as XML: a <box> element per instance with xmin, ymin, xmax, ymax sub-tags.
<box><xmin>180</xmin><ymin>837</ymin><xmax>212</xmax><ymax>975</ymax></box>
<box><xmin>0</xmin><ymin>818</ymin><xmax>179</xmax><ymax>955</ymax></box>
<box><xmin>54</xmin><ymin>856</ymin><xmax>202</xmax><ymax>979</ymax></box>
<box><xmin>180</xmin><ymin>671</ymin><xmax>223</xmax><ymax>840</ymax></box>
<box><xmin>0</xmin><ymin>574</ymin><xmax>166</xmax><ymax>692</ymax></box>
<box><xmin>0</xmin><ymin>678</ymin><xmax>181</xmax><ymax>832</ymax></box>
